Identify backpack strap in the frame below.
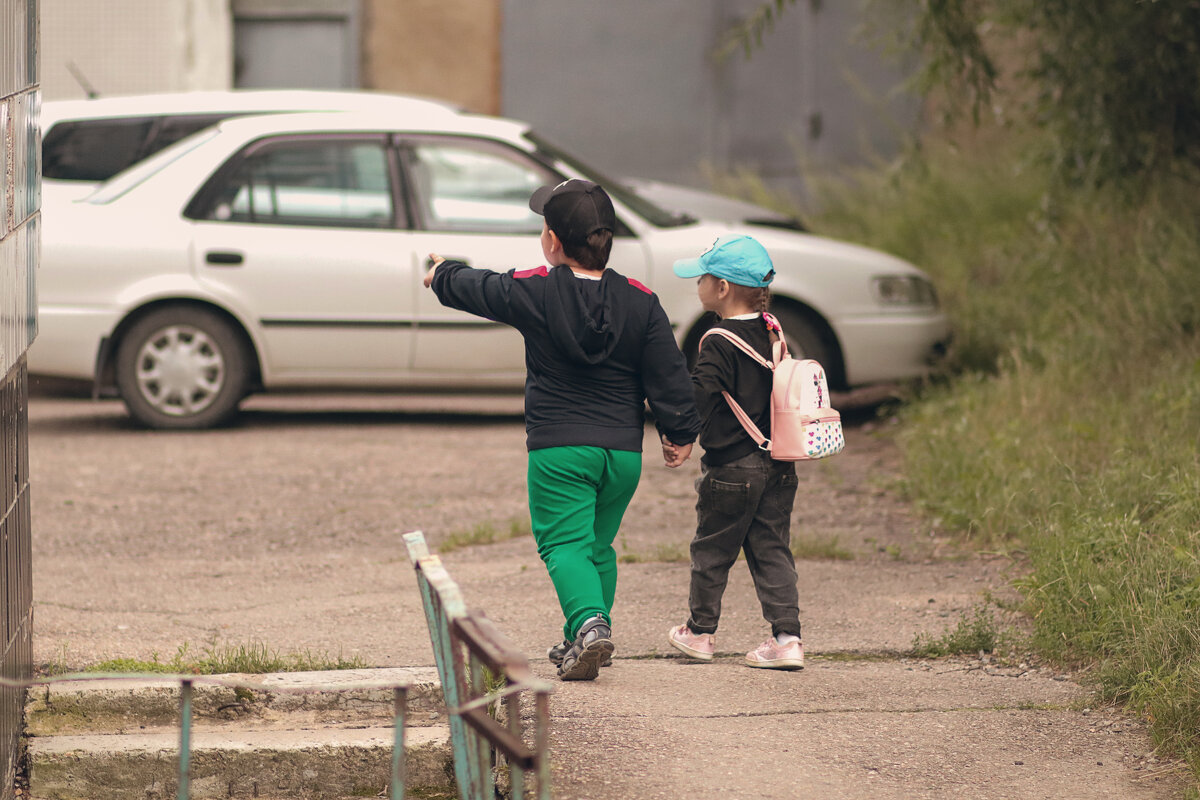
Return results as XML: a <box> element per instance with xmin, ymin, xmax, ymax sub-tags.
<box><xmin>718</xmin><ymin>390</ymin><xmax>770</xmax><ymax>450</ymax></box>
<box><xmin>699</xmin><ymin>326</ymin><xmax>773</xmax><ymax>369</ymax></box>
<box><xmin>697</xmin><ymin>326</ymin><xmax>773</xmax><ymax>450</ymax></box>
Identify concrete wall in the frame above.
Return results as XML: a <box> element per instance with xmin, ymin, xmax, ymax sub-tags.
<box><xmin>0</xmin><ymin>0</ymin><xmax>38</xmax><ymax>796</ymax></box>
<box><xmin>500</xmin><ymin>0</ymin><xmax>921</xmax><ymax>199</ymax></box>
<box><xmin>361</xmin><ymin>0</ymin><xmax>500</xmax><ymax>114</ymax></box>
<box><xmin>35</xmin><ymin>1</ymin><xmax>918</xmax><ymax>197</ymax></box>
<box><xmin>39</xmin><ymin>0</ymin><xmax>230</xmax><ymax>100</ymax></box>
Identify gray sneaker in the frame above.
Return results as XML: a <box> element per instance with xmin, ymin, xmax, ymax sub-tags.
<box><xmin>548</xmin><ymin>637</ymin><xmax>612</xmax><ymax>668</ymax></box>
<box><xmin>557</xmin><ymin>615</ymin><xmax>615</xmax><ymax>681</ymax></box>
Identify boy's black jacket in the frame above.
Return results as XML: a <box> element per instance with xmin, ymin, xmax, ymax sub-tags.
<box><xmin>692</xmin><ymin>316</ymin><xmax>775</xmax><ymax>466</ymax></box>
<box><xmin>430</xmin><ymin>261</ymin><xmax>701</xmax><ymax>452</ymax></box>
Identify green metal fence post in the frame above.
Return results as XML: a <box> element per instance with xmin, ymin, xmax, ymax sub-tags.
<box><xmin>535</xmin><ymin>690</ymin><xmax>551</xmax><ymax>800</ymax></box>
<box><xmin>468</xmin><ymin>652</ymin><xmax>491</xmax><ymax>793</ymax></box>
<box><xmin>390</xmin><ymin>686</ymin><xmax>407</xmax><ymax>800</ymax></box>
<box><xmin>505</xmin><ymin>691</ymin><xmax>525</xmax><ymax>799</ymax></box>
<box><xmin>177</xmin><ymin>678</ymin><xmax>193</xmax><ymax>800</ymax></box>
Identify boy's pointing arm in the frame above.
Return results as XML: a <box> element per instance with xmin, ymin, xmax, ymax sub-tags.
<box><xmin>423</xmin><ymin>253</ymin><xmax>520</xmax><ymax>326</ymax></box>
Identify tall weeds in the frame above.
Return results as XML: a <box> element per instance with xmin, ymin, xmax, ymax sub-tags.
<box><xmin>795</xmin><ymin>128</ymin><xmax>1200</xmax><ymax>783</ymax></box>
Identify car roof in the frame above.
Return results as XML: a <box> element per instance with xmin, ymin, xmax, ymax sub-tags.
<box><xmin>205</xmin><ymin>108</ymin><xmax>534</xmax><ymax>143</ymax></box>
<box><xmin>39</xmin><ymin>89</ymin><xmax>462</xmax><ymax>127</ymax></box>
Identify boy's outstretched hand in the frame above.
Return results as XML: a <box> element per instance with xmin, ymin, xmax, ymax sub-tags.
<box><xmin>422</xmin><ymin>253</ymin><xmax>446</xmax><ymax>288</ymax></box>
<box><xmin>661</xmin><ymin>434</ymin><xmax>692</xmax><ymax>468</ymax></box>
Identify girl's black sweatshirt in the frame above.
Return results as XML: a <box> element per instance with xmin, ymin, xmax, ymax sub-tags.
<box><xmin>691</xmin><ymin>316</ymin><xmax>775</xmax><ymax>466</ymax></box>
<box><xmin>430</xmin><ymin>261</ymin><xmax>701</xmax><ymax>453</ymax></box>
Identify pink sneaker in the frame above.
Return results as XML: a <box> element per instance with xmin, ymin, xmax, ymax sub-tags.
<box><xmin>745</xmin><ymin>637</ymin><xmax>805</xmax><ymax>670</ymax></box>
<box><xmin>667</xmin><ymin>624</ymin><xmax>715</xmax><ymax>661</ymax></box>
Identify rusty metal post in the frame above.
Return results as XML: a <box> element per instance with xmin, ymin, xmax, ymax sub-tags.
<box><xmin>404</xmin><ymin>532</ymin><xmax>489</xmax><ymax>800</ymax></box>
<box><xmin>535</xmin><ymin>689</ymin><xmax>552</xmax><ymax>800</ymax></box>
<box><xmin>405</xmin><ymin>529</ymin><xmax>555</xmax><ymax>800</ymax></box>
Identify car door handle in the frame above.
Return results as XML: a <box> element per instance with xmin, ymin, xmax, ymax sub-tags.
<box><xmin>206</xmin><ymin>251</ymin><xmax>244</xmax><ymax>266</ymax></box>
<box><xmin>426</xmin><ymin>255</ymin><xmax>469</xmax><ymax>269</ymax></box>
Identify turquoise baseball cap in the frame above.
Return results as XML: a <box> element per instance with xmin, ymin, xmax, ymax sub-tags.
<box><xmin>673</xmin><ymin>234</ymin><xmax>775</xmax><ymax>287</ymax></box>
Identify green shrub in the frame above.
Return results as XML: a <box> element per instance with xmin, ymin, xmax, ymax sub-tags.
<box><xmin>797</xmin><ymin>122</ymin><xmax>1200</xmax><ymax>785</ymax></box>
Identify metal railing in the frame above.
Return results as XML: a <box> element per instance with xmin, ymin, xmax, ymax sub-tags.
<box><xmin>7</xmin><ymin>529</ymin><xmax>555</xmax><ymax>800</ymax></box>
<box><xmin>404</xmin><ymin>529</ymin><xmax>555</xmax><ymax>800</ymax></box>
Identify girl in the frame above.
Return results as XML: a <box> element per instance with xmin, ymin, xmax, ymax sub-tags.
<box><xmin>664</xmin><ymin>234</ymin><xmax>805</xmax><ymax>670</ymax></box>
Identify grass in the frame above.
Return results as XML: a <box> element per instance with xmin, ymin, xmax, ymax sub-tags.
<box><xmin>79</xmin><ymin>641</ymin><xmax>369</xmax><ymax>676</ymax></box>
<box><xmin>790</xmin><ymin>533</ymin><xmax>855</xmax><ymax>561</ymax></box>
<box><xmin>774</xmin><ymin>120</ymin><xmax>1200</xmax><ymax>788</ymax></box>
<box><xmin>438</xmin><ymin>517</ymin><xmax>531</xmax><ymax>553</ymax></box>
<box><xmin>618</xmin><ymin>542</ymin><xmax>689</xmax><ymax>564</ymax></box>
<box><xmin>910</xmin><ymin>606</ymin><xmax>1001</xmax><ymax>658</ymax></box>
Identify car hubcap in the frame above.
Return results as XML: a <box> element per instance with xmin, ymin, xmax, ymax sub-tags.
<box><xmin>134</xmin><ymin>325</ymin><xmax>225</xmax><ymax>416</ymax></box>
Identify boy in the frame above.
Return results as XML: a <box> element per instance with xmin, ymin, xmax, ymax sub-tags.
<box><xmin>665</xmin><ymin>234</ymin><xmax>805</xmax><ymax>670</ymax></box>
<box><xmin>423</xmin><ymin>179</ymin><xmax>701</xmax><ymax>681</ymax></box>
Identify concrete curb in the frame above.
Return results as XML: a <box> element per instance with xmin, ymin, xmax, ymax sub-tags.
<box><xmin>27</xmin><ymin>668</ymin><xmax>456</xmax><ymax>799</ymax></box>
<box><xmin>31</xmin><ymin>726</ymin><xmax>452</xmax><ymax>800</ymax></box>
<box><xmin>27</xmin><ymin>667</ymin><xmax>445</xmax><ymax>734</ymax></box>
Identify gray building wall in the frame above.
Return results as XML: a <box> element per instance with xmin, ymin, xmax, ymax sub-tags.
<box><xmin>501</xmin><ymin>0</ymin><xmax>920</xmax><ymax>201</ymax></box>
<box><xmin>0</xmin><ymin>0</ymin><xmax>38</xmax><ymax>795</ymax></box>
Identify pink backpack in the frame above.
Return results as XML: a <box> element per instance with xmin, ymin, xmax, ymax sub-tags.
<box><xmin>699</xmin><ymin>312</ymin><xmax>844</xmax><ymax>461</ymax></box>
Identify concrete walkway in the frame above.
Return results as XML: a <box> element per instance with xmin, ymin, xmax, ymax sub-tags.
<box><xmin>25</xmin><ymin>394</ymin><xmax>1191</xmax><ymax>798</ymax></box>
<box><xmin>429</xmin><ymin>542</ymin><xmax>1185</xmax><ymax>800</ymax></box>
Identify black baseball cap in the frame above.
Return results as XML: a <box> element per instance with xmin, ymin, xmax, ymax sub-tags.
<box><xmin>528</xmin><ymin>179</ymin><xmax>616</xmax><ymax>245</ymax></box>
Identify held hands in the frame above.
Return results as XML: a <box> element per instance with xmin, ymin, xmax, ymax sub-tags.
<box><xmin>422</xmin><ymin>253</ymin><xmax>446</xmax><ymax>288</ymax></box>
<box><xmin>660</xmin><ymin>434</ymin><xmax>693</xmax><ymax>468</ymax></box>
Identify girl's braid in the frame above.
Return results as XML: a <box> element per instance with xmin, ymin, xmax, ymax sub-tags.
<box><xmin>757</xmin><ymin>287</ymin><xmax>772</xmax><ymax>314</ymax></box>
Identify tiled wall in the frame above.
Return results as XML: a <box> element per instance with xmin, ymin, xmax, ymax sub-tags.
<box><xmin>1</xmin><ymin>0</ymin><xmax>38</xmax><ymax>797</ymax></box>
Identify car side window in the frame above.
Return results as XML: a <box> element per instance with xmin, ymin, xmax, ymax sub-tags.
<box><xmin>202</xmin><ymin>138</ymin><xmax>395</xmax><ymax>229</ymax></box>
<box><xmin>405</xmin><ymin>140</ymin><xmax>552</xmax><ymax>234</ymax></box>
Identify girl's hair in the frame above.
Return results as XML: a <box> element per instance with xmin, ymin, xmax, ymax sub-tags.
<box><xmin>561</xmin><ymin>229</ymin><xmax>613</xmax><ymax>271</ymax></box>
<box><xmin>729</xmin><ymin>283</ymin><xmax>772</xmax><ymax>315</ymax></box>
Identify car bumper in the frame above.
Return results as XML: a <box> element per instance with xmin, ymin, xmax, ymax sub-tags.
<box><xmin>27</xmin><ymin>306</ymin><xmax>119</xmax><ymax>380</ymax></box>
<box><xmin>835</xmin><ymin>311</ymin><xmax>951</xmax><ymax>387</ymax></box>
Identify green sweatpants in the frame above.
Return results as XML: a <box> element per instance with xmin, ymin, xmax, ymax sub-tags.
<box><xmin>527</xmin><ymin>446</ymin><xmax>642</xmax><ymax>641</ymax></box>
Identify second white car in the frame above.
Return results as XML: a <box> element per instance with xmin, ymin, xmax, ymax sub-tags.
<box><xmin>33</xmin><ymin>106</ymin><xmax>949</xmax><ymax>428</ymax></box>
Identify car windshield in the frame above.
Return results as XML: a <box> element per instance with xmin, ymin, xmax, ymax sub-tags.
<box><xmin>526</xmin><ymin>132</ymin><xmax>696</xmax><ymax>229</ymax></box>
<box><xmin>86</xmin><ymin>127</ymin><xmax>221</xmax><ymax>204</ymax></box>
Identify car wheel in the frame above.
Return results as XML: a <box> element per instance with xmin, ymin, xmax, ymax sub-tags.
<box><xmin>115</xmin><ymin>306</ymin><xmax>249</xmax><ymax>429</ymax></box>
<box><xmin>768</xmin><ymin>305</ymin><xmax>844</xmax><ymax>389</ymax></box>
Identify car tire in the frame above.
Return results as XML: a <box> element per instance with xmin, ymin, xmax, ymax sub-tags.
<box><xmin>768</xmin><ymin>305</ymin><xmax>844</xmax><ymax>389</ymax></box>
<box><xmin>115</xmin><ymin>306</ymin><xmax>249</xmax><ymax>429</ymax></box>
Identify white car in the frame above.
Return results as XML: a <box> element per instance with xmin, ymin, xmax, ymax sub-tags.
<box><xmin>40</xmin><ymin>90</ymin><xmax>460</xmax><ymax>206</ymax></box>
<box><xmin>32</xmin><ymin>108</ymin><xmax>949</xmax><ymax>429</ymax></box>
<box><xmin>621</xmin><ymin>178</ymin><xmax>807</xmax><ymax>232</ymax></box>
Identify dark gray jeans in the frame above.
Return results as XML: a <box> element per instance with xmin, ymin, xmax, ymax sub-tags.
<box><xmin>687</xmin><ymin>450</ymin><xmax>802</xmax><ymax>639</ymax></box>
